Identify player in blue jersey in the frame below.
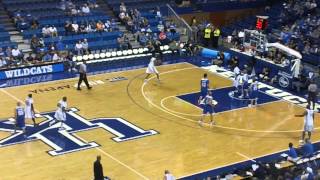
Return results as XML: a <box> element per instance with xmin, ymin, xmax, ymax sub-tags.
<box><xmin>249</xmin><ymin>78</ymin><xmax>259</xmax><ymax>106</ymax></box>
<box><xmin>200</xmin><ymin>73</ymin><xmax>210</xmax><ymax>98</ymax></box>
<box><xmin>14</xmin><ymin>102</ymin><xmax>26</xmax><ymax>134</ymax></box>
<box><xmin>198</xmin><ymin>91</ymin><xmax>217</xmax><ymax>127</ymax></box>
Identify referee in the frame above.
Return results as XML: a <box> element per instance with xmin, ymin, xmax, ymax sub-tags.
<box><xmin>77</xmin><ymin>60</ymin><xmax>92</xmax><ymax>90</ymax></box>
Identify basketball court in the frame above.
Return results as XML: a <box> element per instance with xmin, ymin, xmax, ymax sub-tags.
<box><xmin>0</xmin><ymin>62</ymin><xmax>318</xmax><ymax>179</ymax></box>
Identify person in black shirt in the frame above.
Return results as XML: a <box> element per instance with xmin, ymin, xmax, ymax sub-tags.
<box><xmin>94</xmin><ymin>155</ymin><xmax>104</xmax><ymax>180</ymax></box>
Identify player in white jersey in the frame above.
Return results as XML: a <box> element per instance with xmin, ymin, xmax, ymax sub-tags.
<box><xmin>25</xmin><ymin>94</ymin><xmax>37</xmax><ymax>126</ymax></box>
<box><xmin>50</xmin><ymin>97</ymin><xmax>68</xmax><ymax>130</ymax></box>
<box><xmin>144</xmin><ymin>56</ymin><xmax>160</xmax><ymax>83</ymax></box>
<box><xmin>295</xmin><ymin>104</ymin><xmax>317</xmax><ymax>140</ymax></box>
<box><xmin>249</xmin><ymin>78</ymin><xmax>259</xmax><ymax>106</ymax></box>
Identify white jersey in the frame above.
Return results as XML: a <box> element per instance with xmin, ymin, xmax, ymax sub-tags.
<box><xmin>304</xmin><ymin>109</ymin><xmax>315</xmax><ymax>127</ymax></box>
<box><xmin>234</xmin><ymin>74</ymin><xmax>244</xmax><ymax>87</ymax></box>
<box><xmin>54</xmin><ymin>100</ymin><xmax>67</xmax><ymax>121</ymax></box>
<box><xmin>146</xmin><ymin>57</ymin><xmax>158</xmax><ymax>74</ymax></box>
<box><xmin>164</xmin><ymin>173</ymin><xmax>175</xmax><ymax>180</ymax></box>
<box><xmin>25</xmin><ymin>97</ymin><xmax>35</xmax><ymax>119</ymax></box>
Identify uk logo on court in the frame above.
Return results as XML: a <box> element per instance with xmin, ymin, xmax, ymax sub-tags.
<box><xmin>0</xmin><ymin>108</ymin><xmax>158</xmax><ymax>156</ymax></box>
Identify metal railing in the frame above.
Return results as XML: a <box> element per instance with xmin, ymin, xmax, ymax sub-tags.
<box><xmin>165</xmin><ymin>4</ymin><xmax>195</xmax><ymax>43</ymax></box>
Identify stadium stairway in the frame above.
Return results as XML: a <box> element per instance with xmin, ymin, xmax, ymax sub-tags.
<box><xmin>0</xmin><ymin>1</ymin><xmax>32</xmax><ymax>53</ymax></box>
<box><xmin>96</xmin><ymin>0</ymin><xmax>141</xmax><ymax>49</ymax></box>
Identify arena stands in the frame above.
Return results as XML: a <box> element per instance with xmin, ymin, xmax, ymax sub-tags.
<box><xmin>221</xmin><ymin>0</ymin><xmax>320</xmax><ymax>66</ymax></box>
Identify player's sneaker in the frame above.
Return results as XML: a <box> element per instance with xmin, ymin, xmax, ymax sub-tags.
<box><xmin>210</xmin><ymin>121</ymin><xmax>215</xmax><ymax>127</ymax></box>
<box><xmin>198</xmin><ymin>120</ymin><xmax>203</xmax><ymax>126</ymax></box>
<box><xmin>49</xmin><ymin>120</ymin><xmax>56</xmax><ymax>126</ymax></box>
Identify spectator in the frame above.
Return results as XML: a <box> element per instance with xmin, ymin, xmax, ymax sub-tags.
<box><xmin>259</xmin><ymin>67</ymin><xmax>271</xmax><ymax>82</ymax></box>
<box><xmin>42</xmin><ymin>53</ymin><xmax>52</xmax><ymax>62</ymax></box>
<box><xmin>212</xmin><ymin>51</ymin><xmax>225</xmax><ymax>67</ymax></box>
<box><xmin>0</xmin><ymin>48</ymin><xmax>5</xmax><ymax>58</ymax></box>
<box><xmin>302</xmin><ymin>138</ymin><xmax>314</xmax><ymax>157</ymax></box>
<box><xmin>163</xmin><ymin>170</ymin><xmax>175</xmax><ymax>180</ymax></box>
<box><xmin>52</xmin><ymin>53</ymin><xmax>61</xmax><ymax>61</ymax></box>
<box><xmin>94</xmin><ymin>155</ymin><xmax>104</xmax><ymax>180</ymax></box>
<box><xmin>49</xmin><ymin>25</ymin><xmax>58</xmax><ymax>37</ymax></box>
<box><xmin>81</xmin><ymin>3</ymin><xmax>90</xmax><ymax>14</ymax></box>
<box><xmin>287</xmin><ymin>142</ymin><xmax>298</xmax><ymax>162</ymax></box>
<box><xmin>65</xmin><ymin>21</ymin><xmax>74</xmax><ymax>36</ymax></box>
<box><xmin>11</xmin><ymin>47</ymin><xmax>23</xmax><ymax>62</ymax></box>
<box><xmin>42</xmin><ymin>25</ymin><xmax>50</xmax><ymax>37</ymax></box>
<box><xmin>26</xmin><ymin>53</ymin><xmax>35</xmax><ymax>64</ymax></box>
<box><xmin>75</xmin><ymin>41</ymin><xmax>83</xmax><ymax>55</ymax></box>
<box><xmin>169</xmin><ymin>40</ymin><xmax>179</xmax><ymax>55</ymax></box>
<box><xmin>81</xmin><ymin>39</ymin><xmax>90</xmax><ymax>55</ymax></box>
<box><xmin>72</xmin><ymin>22</ymin><xmax>79</xmax><ymax>34</ymax></box>
<box><xmin>307</xmin><ymin>80</ymin><xmax>318</xmax><ymax>110</ymax></box>
<box><xmin>119</xmin><ymin>2</ymin><xmax>127</xmax><ymax>13</ymax></box>
<box><xmin>30</xmin><ymin>35</ymin><xmax>40</xmax><ymax>51</ymax></box>
<box><xmin>96</xmin><ymin>21</ymin><xmax>104</xmax><ymax>33</ymax></box>
<box><xmin>0</xmin><ymin>57</ymin><xmax>7</xmax><ymax>68</ymax></box>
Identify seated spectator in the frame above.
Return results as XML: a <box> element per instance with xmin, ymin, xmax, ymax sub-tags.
<box><xmin>26</xmin><ymin>53</ymin><xmax>35</xmax><ymax>64</ymax></box>
<box><xmin>301</xmin><ymin>167</ymin><xmax>315</xmax><ymax>180</ymax></box>
<box><xmin>81</xmin><ymin>39</ymin><xmax>90</xmax><ymax>55</ymax></box>
<box><xmin>96</xmin><ymin>21</ymin><xmax>104</xmax><ymax>33</ymax></box>
<box><xmin>42</xmin><ymin>53</ymin><xmax>52</xmax><ymax>62</ymax></box>
<box><xmin>302</xmin><ymin>139</ymin><xmax>314</xmax><ymax>157</ymax></box>
<box><xmin>30</xmin><ymin>19</ymin><xmax>39</xmax><ymax>29</ymax></box>
<box><xmin>75</xmin><ymin>41</ymin><xmax>83</xmax><ymax>55</ymax></box>
<box><xmin>52</xmin><ymin>53</ymin><xmax>61</xmax><ymax>61</ymax></box>
<box><xmin>169</xmin><ymin>40</ymin><xmax>180</xmax><ymax>55</ymax></box>
<box><xmin>11</xmin><ymin>47</ymin><xmax>23</xmax><ymax>62</ymax></box>
<box><xmin>49</xmin><ymin>26</ymin><xmax>58</xmax><ymax>37</ymax></box>
<box><xmin>65</xmin><ymin>21</ymin><xmax>74</xmax><ymax>36</ymax></box>
<box><xmin>72</xmin><ymin>22</ymin><xmax>79</xmax><ymax>34</ymax></box>
<box><xmin>42</xmin><ymin>25</ymin><xmax>51</xmax><ymax>37</ymax></box>
<box><xmin>158</xmin><ymin>30</ymin><xmax>167</xmax><ymax>45</ymax></box>
<box><xmin>81</xmin><ymin>3</ymin><xmax>90</xmax><ymax>15</ymax></box>
<box><xmin>0</xmin><ymin>48</ymin><xmax>5</xmax><ymax>58</ymax></box>
<box><xmin>0</xmin><ymin>57</ymin><xmax>7</xmax><ymax>68</ymax></box>
<box><xmin>30</xmin><ymin>35</ymin><xmax>40</xmax><ymax>51</ymax></box>
<box><xmin>212</xmin><ymin>51</ymin><xmax>225</xmax><ymax>67</ymax></box>
<box><xmin>259</xmin><ymin>67</ymin><xmax>271</xmax><ymax>82</ymax></box>
<box><xmin>119</xmin><ymin>2</ymin><xmax>127</xmax><ymax>13</ymax></box>
<box><xmin>287</xmin><ymin>142</ymin><xmax>298</xmax><ymax>162</ymax></box>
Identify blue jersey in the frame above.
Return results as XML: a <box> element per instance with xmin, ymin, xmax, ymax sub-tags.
<box><xmin>200</xmin><ymin>78</ymin><xmax>209</xmax><ymax>97</ymax></box>
<box><xmin>16</xmin><ymin>106</ymin><xmax>25</xmax><ymax>128</ymax></box>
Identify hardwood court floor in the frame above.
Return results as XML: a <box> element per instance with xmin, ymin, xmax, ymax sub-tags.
<box><xmin>0</xmin><ymin>63</ymin><xmax>319</xmax><ymax>180</ymax></box>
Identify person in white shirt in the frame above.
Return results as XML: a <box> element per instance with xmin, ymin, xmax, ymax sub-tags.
<box><xmin>163</xmin><ymin>170</ymin><xmax>175</xmax><ymax>180</ymax></box>
<box><xmin>72</xmin><ymin>22</ymin><xmax>79</xmax><ymax>33</ymax></box>
<box><xmin>81</xmin><ymin>3</ymin><xmax>90</xmax><ymax>14</ymax></box>
<box><xmin>50</xmin><ymin>97</ymin><xmax>68</xmax><ymax>130</ymax></box>
<box><xmin>52</xmin><ymin>53</ymin><xmax>60</xmax><ymax>61</ymax></box>
<box><xmin>75</xmin><ymin>41</ymin><xmax>83</xmax><ymax>55</ymax></box>
<box><xmin>49</xmin><ymin>26</ymin><xmax>58</xmax><ymax>37</ymax></box>
<box><xmin>25</xmin><ymin>94</ymin><xmax>37</xmax><ymax>126</ymax></box>
<box><xmin>296</xmin><ymin>104</ymin><xmax>317</xmax><ymax>140</ymax></box>
<box><xmin>119</xmin><ymin>2</ymin><xmax>126</xmax><ymax>13</ymax></box>
<box><xmin>144</xmin><ymin>56</ymin><xmax>160</xmax><ymax>83</ymax></box>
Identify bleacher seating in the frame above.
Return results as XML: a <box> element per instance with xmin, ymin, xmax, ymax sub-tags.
<box><xmin>221</xmin><ymin>0</ymin><xmax>320</xmax><ymax>65</ymax></box>
<box><xmin>0</xmin><ymin>0</ymin><xmax>122</xmax><ymax>54</ymax></box>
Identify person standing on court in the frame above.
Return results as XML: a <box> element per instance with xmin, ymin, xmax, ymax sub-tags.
<box><xmin>94</xmin><ymin>155</ymin><xmax>104</xmax><ymax>180</ymax></box>
<box><xmin>307</xmin><ymin>80</ymin><xmax>317</xmax><ymax>110</ymax></box>
<box><xmin>77</xmin><ymin>60</ymin><xmax>92</xmax><ymax>90</ymax></box>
